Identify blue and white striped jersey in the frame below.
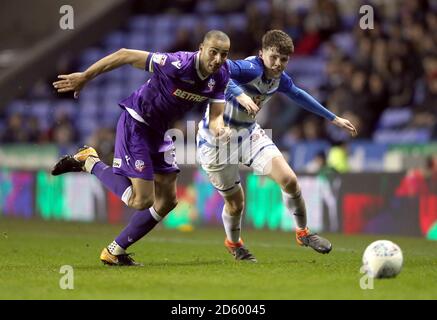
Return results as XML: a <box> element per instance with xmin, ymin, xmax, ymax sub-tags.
<box><xmin>198</xmin><ymin>56</ymin><xmax>336</xmax><ymax>140</ymax></box>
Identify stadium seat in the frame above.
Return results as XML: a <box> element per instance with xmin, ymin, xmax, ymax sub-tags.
<box><xmin>289</xmin><ymin>141</ymin><xmax>331</xmax><ymax>171</ymax></box>
<box><xmin>128</xmin><ymin>15</ymin><xmax>151</xmax><ymax>32</ymax></box>
<box><xmin>6</xmin><ymin>100</ymin><xmax>29</xmax><ymax>115</ymax></box>
<box><xmin>376</xmin><ymin>107</ymin><xmax>413</xmax><ymax>130</ymax></box>
<box><xmin>373</xmin><ymin>128</ymin><xmax>431</xmax><ymax>144</ymax></box>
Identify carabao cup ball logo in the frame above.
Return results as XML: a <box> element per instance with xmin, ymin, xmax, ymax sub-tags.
<box><xmin>135</xmin><ymin>160</ymin><xmax>145</xmax><ymax>172</ymax></box>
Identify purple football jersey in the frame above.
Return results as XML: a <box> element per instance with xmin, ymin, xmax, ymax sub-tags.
<box><xmin>119</xmin><ymin>51</ymin><xmax>229</xmax><ymax>135</ymax></box>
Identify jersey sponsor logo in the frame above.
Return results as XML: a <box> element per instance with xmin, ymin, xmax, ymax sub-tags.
<box><xmin>171</xmin><ymin>60</ymin><xmax>182</xmax><ymax>69</ymax></box>
<box><xmin>173</xmin><ymin>88</ymin><xmax>208</xmax><ymax>102</ymax></box>
<box><xmin>135</xmin><ymin>159</ymin><xmax>145</xmax><ymax>172</ymax></box>
<box><xmin>152</xmin><ymin>53</ymin><xmax>167</xmax><ymax>66</ymax></box>
<box><xmin>113</xmin><ymin>158</ymin><xmax>122</xmax><ymax>168</ymax></box>
<box><xmin>207</xmin><ymin>78</ymin><xmax>216</xmax><ymax>91</ymax></box>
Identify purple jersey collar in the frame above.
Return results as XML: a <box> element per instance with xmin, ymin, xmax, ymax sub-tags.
<box><xmin>195</xmin><ymin>51</ymin><xmax>209</xmax><ymax>80</ymax></box>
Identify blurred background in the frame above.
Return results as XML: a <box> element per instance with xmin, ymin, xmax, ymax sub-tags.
<box><xmin>1</xmin><ymin>0</ymin><xmax>437</xmax><ymax>239</ymax></box>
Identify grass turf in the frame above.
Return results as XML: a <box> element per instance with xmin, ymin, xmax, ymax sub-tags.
<box><xmin>1</xmin><ymin>217</ymin><xmax>436</xmax><ymax>300</ymax></box>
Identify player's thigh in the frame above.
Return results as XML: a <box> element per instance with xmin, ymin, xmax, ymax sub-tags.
<box><xmin>113</xmin><ymin>110</ymin><xmax>155</xmax><ymax>181</ymax></box>
<box><xmin>197</xmin><ymin>135</ymin><xmax>239</xmax><ymax>169</ymax></box>
<box><xmin>266</xmin><ymin>156</ymin><xmax>298</xmax><ymax>192</ymax></box>
<box><xmin>153</xmin><ymin>172</ymin><xmax>178</xmax><ymax>215</ymax></box>
<box><xmin>241</xmin><ymin>127</ymin><xmax>283</xmax><ymax>176</ymax></box>
<box><xmin>204</xmin><ymin>164</ymin><xmax>241</xmax><ymax>196</ymax></box>
<box><xmin>128</xmin><ymin>177</ymin><xmax>155</xmax><ymax>209</ymax></box>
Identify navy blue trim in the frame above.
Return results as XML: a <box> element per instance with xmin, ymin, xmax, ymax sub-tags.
<box><xmin>145</xmin><ymin>53</ymin><xmax>153</xmax><ymax>72</ymax></box>
<box><xmin>197</xmin><ymin>137</ymin><xmax>217</xmax><ymax>149</ymax></box>
<box><xmin>248</xmin><ymin>143</ymin><xmax>276</xmax><ymax>167</ymax></box>
<box><xmin>201</xmin><ymin>116</ymin><xmax>208</xmax><ymax>129</ymax></box>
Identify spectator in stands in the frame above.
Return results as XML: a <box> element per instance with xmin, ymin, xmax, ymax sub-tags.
<box><xmin>87</xmin><ymin>127</ymin><xmax>116</xmax><ymax>165</ymax></box>
<box><xmin>387</xmin><ymin>57</ymin><xmax>414</xmax><ymax>107</ymax></box>
<box><xmin>327</xmin><ymin>141</ymin><xmax>349</xmax><ymax>173</ymax></box>
<box><xmin>27</xmin><ymin>116</ymin><xmax>45</xmax><ymax>143</ymax></box>
<box><xmin>1</xmin><ymin>114</ymin><xmax>29</xmax><ymax>143</ymax></box>
<box><xmin>166</xmin><ymin>28</ymin><xmax>195</xmax><ymax>52</ymax></box>
<box><xmin>48</xmin><ymin>111</ymin><xmax>78</xmax><ymax>146</ymax></box>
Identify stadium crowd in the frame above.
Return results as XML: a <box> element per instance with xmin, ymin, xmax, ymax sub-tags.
<box><xmin>1</xmin><ymin>0</ymin><xmax>436</xmax><ymax>153</ymax></box>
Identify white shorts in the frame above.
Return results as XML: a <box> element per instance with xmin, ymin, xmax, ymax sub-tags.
<box><xmin>197</xmin><ymin>124</ymin><xmax>282</xmax><ymax>195</ymax></box>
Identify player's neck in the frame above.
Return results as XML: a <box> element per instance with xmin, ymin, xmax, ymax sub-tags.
<box><xmin>199</xmin><ymin>64</ymin><xmax>211</xmax><ymax>78</ymax></box>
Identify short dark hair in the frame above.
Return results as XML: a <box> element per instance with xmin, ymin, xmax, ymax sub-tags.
<box><xmin>262</xmin><ymin>30</ymin><xmax>294</xmax><ymax>55</ymax></box>
<box><xmin>203</xmin><ymin>30</ymin><xmax>230</xmax><ymax>43</ymax></box>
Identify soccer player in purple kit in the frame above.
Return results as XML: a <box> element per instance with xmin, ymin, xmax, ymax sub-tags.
<box><xmin>52</xmin><ymin>30</ymin><xmax>231</xmax><ymax>266</ymax></box>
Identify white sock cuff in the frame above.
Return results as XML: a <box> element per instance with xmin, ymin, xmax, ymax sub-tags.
<box><xmin>85</xmin><ymin>157</ymin><xmax>100</xmax><ymax>173</ymax></box>
<box><xmin>149</xmin><ymin>206</ymin><xmax>162</xmax><ymax>222</ymax></box>
<box><xmin>121</xmin><ymin>186</ymin><xmax>133</xmax><ymax>206</ymax></box>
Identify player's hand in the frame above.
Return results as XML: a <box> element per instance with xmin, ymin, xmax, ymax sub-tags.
<box><xmin>236</xmin><ymin>93</ymin><xmax>259</xmax><ymax>118</ymax></box>
<box><xmin>332</xmin><ymin>116</ymin><xmax>358</xmax><ymax>137</ymax></box>
<box><xmin>52</xmin><ymin>72</ymin><xmax>88</xmax><ymax>99</ymax></box>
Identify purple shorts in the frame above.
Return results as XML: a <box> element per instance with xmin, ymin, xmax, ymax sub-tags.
<box><xmin>112</xmin><ymin>110</ymin><xmax>180</xmax><ymax>180</ymax></box>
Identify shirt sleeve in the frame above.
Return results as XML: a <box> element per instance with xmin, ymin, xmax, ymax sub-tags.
<box><xmin>226</xmin><ymin>78</ymin><xmax>244</xmax><ymax>97</ymax></box>
<box><xmin>227</xmin><ymin>59</ymin><xmax>261</xmax><ymax>84</ymax></box>
<box><xmin>279</xmin><ymin>73</ymin><xmax>336</xmax><ymax>121</ymax></box>
<box><xmin>210</xmin><ymin>70</ymin><xmax>229</xmax><ymax>103</ymax></box>
<box><xmin>145</xmin><ymin>52</ymin><xmax>183</xmax><ymax>78</ymax></box>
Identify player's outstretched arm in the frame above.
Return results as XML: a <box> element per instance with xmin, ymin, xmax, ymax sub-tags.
<box><xmin>282</xmin><ymin>74</ymin><xmax>357</xmax><ymax>137</ymax></box>
<box><xmin>53</xmin><ymin>49</ymin><xmax>149</xmax><ymax>98</ymax></box>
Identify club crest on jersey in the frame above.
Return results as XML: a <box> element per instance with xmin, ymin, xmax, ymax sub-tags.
<box><xmin>207</xmin><ymin>78</ymin><xmax>216</xmax><ymax>91</ymax></box>
<box><xmin>135</xmin><ymin>160</ymin><xmax>145</xmax><ymax>172</ymax></box>
<box><xmin>153</xmin><ymin>54</ymin><xmax>167</xmax><ymax>66</ymax></box>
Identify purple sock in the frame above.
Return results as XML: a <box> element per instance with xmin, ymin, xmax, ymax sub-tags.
<box><xmin>115</xmin><ymin>208</ymin><xmax>159</xmax><ymax>249</ymax></box>
<box><xmin>91</xmin><ymin>161</ymin><xmax>131</xmax><ymax>199</ymax></box>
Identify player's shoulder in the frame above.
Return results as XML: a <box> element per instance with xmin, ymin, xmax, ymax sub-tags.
<box><xmin>278</xmin><ymin>71</ymin><xmax>295</xmax><ymax>91</ymax></box>
<box><xmin>227</xmin><ymin>56</ymin><xmax>263</xmax><ymax>81</ymax></box>
<box><xmin>231</xmin><ymin>56</ymin><xmax>263</xmax><ymax>72</ymax></box>
<box><xmin>152</xmin><ymin>51</ymin><xmax>195</xmax><ymax>69</ymax></box>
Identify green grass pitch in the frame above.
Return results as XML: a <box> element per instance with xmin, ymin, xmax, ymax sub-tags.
<box><xmin>1</xmin><ymin>217</ymin><xmax>436</xmax><ymax>300</ymax></box>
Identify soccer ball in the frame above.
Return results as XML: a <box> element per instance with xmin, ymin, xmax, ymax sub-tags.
<box><xmin>362</xmin><ymin>240</ymin><xmax>403</xmax><ymax>278</ymax></box>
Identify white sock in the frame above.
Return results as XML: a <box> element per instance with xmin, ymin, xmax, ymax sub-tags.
<box><xmin>282</xmin><ymin>190</ymin><xmax>307</xmax><ymax>229</ymax></box>
<box><xmin>107</xmin><ymin>240</ymin><xmax>126</xmax><ymax>255</ymax></box>
<box><xmin>221</xmin><ymin>206</ymin><xmax>242</xmax><ymax>243</ymax></box>
<box><xmin>149</xmin><ymin>206</ymin><xmax>162</xmax><ymax>222</ymax></box>
<box><xmin>84</xmin><ymin>156</ymin><xmax>101</xmax><ymax>173</ymax></box>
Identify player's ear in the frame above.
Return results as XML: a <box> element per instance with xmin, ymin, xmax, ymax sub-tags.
<box><xmin>199</xmin><ymin>42</ymin><xmax>204</xmax><ymax>52</ymax></box>
<box><xmin>258</xmin><ymin>49</ymin><xmax>263</xmax><ymax>58</ymax></box>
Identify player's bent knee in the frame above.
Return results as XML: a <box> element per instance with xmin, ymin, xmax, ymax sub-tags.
<box><xmin>154</xmin><ymin>197</ymin><xmax>178</xmax><ymax>216</ymax></box>
<box><xmin>279</xmin><ymin>174</ymin><xmax>298</xmax><ymax>193</ymax></box>
<box><xmin>130</xmin><ymin>195</ymin><xmax>154</xmax><ymax>211</ymax></box>
<box><xmin>226</xmin><ymin>201</ymin><xmax>244</xmax><ymax>215</ymax></box>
